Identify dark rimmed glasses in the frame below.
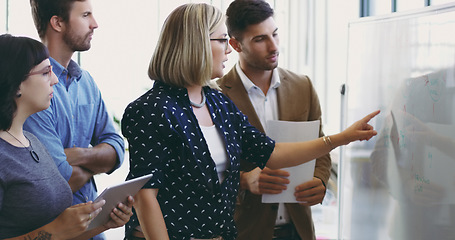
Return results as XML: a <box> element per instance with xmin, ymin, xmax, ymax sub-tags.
<box><xmin>27</xmin><ymin>65</ymin><xmax>53</xmax><ymax>78</ymax></box>
<box><xmin>210</xmin><ymin>38</ymin><xmax>229</xmax><ymax>51</ymax></box>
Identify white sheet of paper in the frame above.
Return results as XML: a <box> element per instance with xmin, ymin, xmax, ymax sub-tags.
<box><xmin>262</xmin><ymin>120</ymin><xmax>320</xmax><ymax>203</ymax></box>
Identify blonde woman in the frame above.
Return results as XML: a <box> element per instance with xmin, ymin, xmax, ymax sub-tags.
<box><xmin>122</xmin><ymin>3</ymin><xmax>379</xmax><ymax>240</ymax></box>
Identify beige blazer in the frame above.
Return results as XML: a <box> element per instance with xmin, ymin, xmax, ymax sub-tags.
<box><xmin>218</xmin><ymin>67</ymin><xmax>332</xmax><ymax>240</ymax></box>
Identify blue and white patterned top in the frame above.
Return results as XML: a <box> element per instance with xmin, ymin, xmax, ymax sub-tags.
<box><xmin>122</xmin><ymin>81</ymin><xmax>275</xmax><ymax>240</ymax></box>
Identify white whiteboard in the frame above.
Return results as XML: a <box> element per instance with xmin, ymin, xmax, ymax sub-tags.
<box><xmin>341</xmin><ymin>3</ymin><xmax>455</xmax><ymax>240</ymax></box>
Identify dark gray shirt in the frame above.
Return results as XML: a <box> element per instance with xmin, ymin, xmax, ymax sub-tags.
<box><xmin>0</xmin><ymin>131</ymin><xmax>72</xmax><ymax>238</ymax></box>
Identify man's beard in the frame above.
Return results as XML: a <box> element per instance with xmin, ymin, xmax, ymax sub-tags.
<box><xmin>63</xmin><ymin>29</ymin><xmax>92</xmax><ymax>52</ymax></box>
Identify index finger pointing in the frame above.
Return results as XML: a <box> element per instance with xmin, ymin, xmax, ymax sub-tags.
<box><xmin>362</xmin><ymin>110</ymin><xmax>380</xmax><ymax>123</ymax></box>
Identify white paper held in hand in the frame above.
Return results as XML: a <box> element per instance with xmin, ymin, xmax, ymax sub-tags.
<box><xmin>262</xmin><ymin>120</ymin><xmax>320</xmax><ymax>203</ymax></box>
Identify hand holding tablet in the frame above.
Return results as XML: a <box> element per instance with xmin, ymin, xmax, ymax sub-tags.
<box><xmin>87</xmin><ymin>173</ymin><xmax>153</xmax><ymax>230</ymax></box>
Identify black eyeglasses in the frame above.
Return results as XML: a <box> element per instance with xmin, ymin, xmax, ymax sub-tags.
<box><xmin>210</xmin><ymin>38</ymin><xmax>229</xmax><ymax>50</ymax></box>
<box><xmin>27</xmin><ymin>65</ymin><xmax>53</xmax><ymax>78</ymax></box>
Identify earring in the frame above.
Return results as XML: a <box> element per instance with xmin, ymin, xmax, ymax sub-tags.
<box><xmin>16</xmin><ymin>93</ymin><xmax>21</xmax><ymax>98</ymax></box>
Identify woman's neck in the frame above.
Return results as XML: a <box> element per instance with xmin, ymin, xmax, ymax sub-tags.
<box><xmin>0</xmin><ymin>125</ymin><xmax>26</xmax><ymax>147</ymax></box>
<box><xmin>186</xmin><ymin>85</ymin><xmax>203</xmax><ymax>104</ymax></box>
<box><xmin>186</xmin><ymin>85</ymin><xmax>213</xmax><ymax>127</ymax></box>
<box><xmin>1</xmin><ymin>110</ymin><xmax>28</xmax><ymax>142</ymax></box>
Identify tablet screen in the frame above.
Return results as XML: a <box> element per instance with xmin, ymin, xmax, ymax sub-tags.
<box><xmin>87</xmin><ymin>173</ymin><xmax>153</xmax><ymax>230</ymax></box>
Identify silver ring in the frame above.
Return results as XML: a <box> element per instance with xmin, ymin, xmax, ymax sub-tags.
<box><xmin>88</xmin><ymin>213</ymin><xmax>92</xmax><ymax>221</ymax></box>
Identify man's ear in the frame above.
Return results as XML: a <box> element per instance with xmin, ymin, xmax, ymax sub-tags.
<box><xmin>229</xmin><ymin>38</ymin><xmax>242</xmax><ymax>53</ymax></box>
<box><xmin>49</xmin><ymin>16</ymin><xmax>64</xmax><ymax>33</ymax></box>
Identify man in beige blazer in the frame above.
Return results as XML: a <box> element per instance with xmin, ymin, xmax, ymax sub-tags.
<box><xmin>218</xmin><ymin>1</ymin><xmax>332</xmax><ymax>239</ymax></box>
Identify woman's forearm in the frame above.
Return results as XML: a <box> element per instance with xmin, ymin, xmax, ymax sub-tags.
<box><xmin>266</xmin><ymin>134</ymin><xmax>340</xmax><ymax>169</ymax></box>
<box><xmin>266</xmin><ymin>110</ymin><xmax>380</xmax><ymax>169</ymax></box>
<box><xmin>134</xmin><ymin>188</ymin><xmax>169</xmax><ymax>240</ymax></box>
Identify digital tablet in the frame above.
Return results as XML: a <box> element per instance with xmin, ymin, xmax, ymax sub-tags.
<box><xmin>87</xmin><ymin>173</ymin><xmax>153</xmax><ymax>230</ymax></box>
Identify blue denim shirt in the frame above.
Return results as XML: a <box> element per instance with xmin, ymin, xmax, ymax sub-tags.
<box><xmin>24</xmin><ymin>58</ymin><xmax>125</xmax><ymax>240</ymax></box>
<box><xmin>122</xmin><ymin>81</ymin><xmax>275</xmax><ymax>240</ymax></box>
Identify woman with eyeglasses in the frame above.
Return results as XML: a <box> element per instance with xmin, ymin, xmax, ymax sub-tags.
<box><xmin>0</xmin><ymin>34</ymin><xmax>132</xmax><ymax>240</ymax></box>
<box><xmin>121</xmin><ymin>3</ymin><xmax>379</xmax><ymax>240</ymax></box>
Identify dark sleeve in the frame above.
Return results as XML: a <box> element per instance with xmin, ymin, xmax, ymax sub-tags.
<box><xmin>121</xmin><ymin>102</ymin><xmax>169</xmax><ymax>188</ymax></box>
<box><xmin>237</xmin><ymin>107</ymin><xmax>276</xmax><ymax>169</ymax></box>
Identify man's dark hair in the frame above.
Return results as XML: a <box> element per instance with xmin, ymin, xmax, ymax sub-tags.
<box><xmin>30</xmin><ymin>0</ymin><xmax>83</xmax><ymax>39</ymax></box>
<box><xmin>0</xmin><ymin>34</ymin><xmax>49</xmax><ymax>130</ymax></box>
<box><xmin>225</xmin><ymin>0</ymin><xmax>274</xmax><ymax>40</ymax></box>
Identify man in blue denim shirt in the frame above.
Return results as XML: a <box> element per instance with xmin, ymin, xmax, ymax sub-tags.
<box><xmin>25</xmin><ymin>1</ymin><xmax>125</xmax><ymax>239</ymax></box>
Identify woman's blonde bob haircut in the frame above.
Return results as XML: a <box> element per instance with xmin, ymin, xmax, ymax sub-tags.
<box><xmin>148</xmin><ymin>3</ymin><xmax>225</xmax><ymax>88</ymax></box>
